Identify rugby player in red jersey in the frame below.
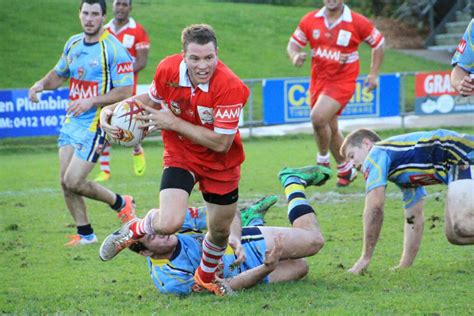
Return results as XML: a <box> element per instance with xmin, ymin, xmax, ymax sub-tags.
<box><xmin>99</xmin><ymin>24</ymin><xmax>250</xmax><ymax>296</ymax></box>
<box><xmin>287</xmin><ymin>0</ymin><xmax>385</xmax><ymax>187</ymax></box>
<box><xmin>95</xmin><ymin>0</ymin><xmax>151</xmax><ymax>181</ymax></box>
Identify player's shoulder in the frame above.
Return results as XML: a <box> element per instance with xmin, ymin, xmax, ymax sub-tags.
<box><xmin>300</xmin><ymin>9</ymin><xmax>320</xmax><ymax>23</ymax></box>
<box><xmin>157</xmin><ymin>54</ymin><xmax>182</xmax><ymax>72</ymax></box>
<box><xmin>348</xmin><ymin>9</ymin><xmax>372</xmax><ymax>24</ymax></box>
<box><xmin>62</xmin><ymin>33</ymin><xmax>84</xmax><ymax>54</ymax></box>
<box><xmin>214</xmin><ymin>61</ymin><xmax>247</xmax><ymax>89</ymax></box>
<box><xmin>64</xmin><ymin>33</ymin><xmax>84</xmax><ymax>48</ymax></box>
<box><xmin>102</xmin><ymin>30</ymin><xmax>124</xmax><ymax>46</ymax></box>
<box><xmin>133</xmin><ymin>19</ymin><xmax>148</xmax><ymax>32</ymax></box>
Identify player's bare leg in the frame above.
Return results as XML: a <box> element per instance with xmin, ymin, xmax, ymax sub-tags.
<box><xmin>59</xmin><ymin>146</ymin><xmax>89</xmax><ymax>226</ymax></box>
<box><xmin>268</xmin><ymin>165</ymin><xmax>330</xmax><ymax>259</ymax></box>
<box><xmin>445</xmin><ymin>179</ymin><xmax>474</xmax><ymax>245</ymax></box>
<box><xmin>63</xmin><ymin>156</ymin><xmax>119</xmax><ymax>205</ymax></box>
<box><xmin>153</xmin><ymin>188</ymin><xmax>189</xmax><ymax>235</ymax></box>
<box><xmin>310</xmin><ymin>95</ymin><xmax>340</xmax><ymax>159</ymax></box>
<box><xmin>328</xmin><ymin>116</ymin><xmax>345</xmax><ymax>164</ymax></box>
<box><xmin>268</xmin><ymin>258</ymin><xmax>309</xmax><ymax>283</ymax></box>
<box><xmin>60</xmin><ymin>146</ymin><xmax>97</xmax><ymax>246</ymax></box>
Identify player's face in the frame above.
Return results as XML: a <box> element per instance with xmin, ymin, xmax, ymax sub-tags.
<box><xmin>79</xmin><ymin>3</ymin><xmax>105</xmax><ymax>37</ymax></box>
<box><xmin>184</xmin><ymin>42</ymin><xmax>218</xmax><ymax>87</ymax></box>
<box><xmin>113</xmin><ymin>0</ymin><xmax>131</xmax><ymax>21</ymax></box>
<box><xmin>139</xmin><ymin>234</ymin><xmax>177</xmax><ymax>256</ymax></box>
<box><xmin>323</xmin><ymin>0</ymin><xmax>344</xmax><ymax>11</ymax></box>
<box><xmin>345</xmin><ymin>142</ymin><xmax>370</xmax><ymax>170</ymax></box>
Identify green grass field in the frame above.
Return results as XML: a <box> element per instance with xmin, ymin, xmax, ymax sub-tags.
<box><xmin>1</xmin><ymin>0</ymin><xmax>471</xmax><ymax>314</ymax></box>
<box><xmin>1</xmin><ymin>127</ymin><xmax>473</xmax><ymax>314</ymax></box>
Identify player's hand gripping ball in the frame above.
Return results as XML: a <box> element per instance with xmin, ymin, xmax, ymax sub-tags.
<box><xmin>109</xmin><ymin>99</ymin><xmax>148</xmax><ymax>147</ymax></box>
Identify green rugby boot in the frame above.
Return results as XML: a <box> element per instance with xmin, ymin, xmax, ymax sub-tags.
<box><xmin>240</xmin><ymin>195</ymin><xmax>278</xmax><ymax>227</ymax></box>
<box><xmin>278</xmin><ymin>165</ymin><xmax>332</xmax><ymax>187</ymax></box>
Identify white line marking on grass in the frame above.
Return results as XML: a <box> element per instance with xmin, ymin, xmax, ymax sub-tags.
<box><xmin>0</xmin><ymin>188</ymin><xmax>60</xmax><ymax>196</ymax></box>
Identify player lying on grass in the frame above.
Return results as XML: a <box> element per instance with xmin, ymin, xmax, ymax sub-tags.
<box><xmin>340</xmin><ymin>128</ymin><xmax>474</xmax><ymax>274</ymax></box>
<box><xmin>101</xmin><ymin>165</ymin><xmax>332</xmax><ymax>295</ymax></box>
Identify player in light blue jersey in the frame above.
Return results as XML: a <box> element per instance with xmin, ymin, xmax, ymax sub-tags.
<box><xmin>340</xmin><ymin>128</ymin><xmax>474</xmax><ymax>274</ymax></box>
<box><xmin>103</xmin><ymin>166</ymin><xmax>331</xmax><ymax>295</ymax></box>
<box><xmin>28</xmin><ymin>0</ymin><xmax>136</xmax><ymax>246</ymax></box>
<box><xmin>451</xmin><ymin>19</ymin><xmax>474</xmax><ymax>96</ymax></box>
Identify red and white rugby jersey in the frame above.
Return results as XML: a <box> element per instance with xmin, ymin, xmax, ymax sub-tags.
<box><xmin>105</xmin><ymin>17</ymin><xmax>150</xmax><ymax>59</ymax></box>
<box><xmin>148</xmin><ymin>54</ymin><xmax>249</xmax><ymax>171</ymax></box>
<box><xmin>106</xmin><ymin>18</ymin><xmax>150</xmax><ymax>93</ymax></box>
<box><xmin>290</xmin><ymin>5</ymin><xmax>384</xmax><ymax>83</ymax></box>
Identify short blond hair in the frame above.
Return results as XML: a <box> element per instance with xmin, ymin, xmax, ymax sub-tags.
<box><xmin>340</xmin><ymin>128</ymin><xmax>381</xmax><ymax>157</ymax></box>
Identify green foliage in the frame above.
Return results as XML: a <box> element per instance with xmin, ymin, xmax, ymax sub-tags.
<box><xmin>1</xmin><ymin>126</ymin><xmax>473</xmax><ymax>313</ymax></box>
<box><xmin>1</xmin><ymin>0</ymin><xmax>449</xmax><ymax>113</ymax></box>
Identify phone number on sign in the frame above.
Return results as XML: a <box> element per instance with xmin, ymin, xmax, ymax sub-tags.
<box><xmin>0</xmin><ymin>115</ymin><xmax>66</xmax><ymax>129</ymax></box>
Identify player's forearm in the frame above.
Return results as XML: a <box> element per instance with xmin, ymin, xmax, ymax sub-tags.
<box><xmin>91</xmin><ymin>85</ymin><xmax>133</xmax><ymax>107</ymax></box>
<box><xmin>225</xmin><ymin>264</ymin><xmax>274</xmax><ymax>291</ymax></box>
<box><xmin>133</xmin><ymin>49</ymin><xmax>149</xmax><ymax>73</ymax></box>
<box><xmin>34</xmin><ymin>70</ymin><xmax>67</xmax><ymax>91</ymax></box>
<box><xmin>287</xmin><ymin>41</ymin><xmax>301</xmax><ymax>60</ymax></box>
<box><xmin>360</xmin><ymin>205</ymin><xmax>384</xmax><ymax>260</ymax></box>
<box><xmin>369</xmin><ymin>43</ymin><xmax>385</xmax><ymax>76</ymax></box>
<box><xmin>399</xmin><ymin>203</ymin><xmax>424</xmax><ymax>268</ymax></box>
<box><xmin>450</xmin><ymin>65</ymin><xmax>470</xmax><ymax>94</ymax></box>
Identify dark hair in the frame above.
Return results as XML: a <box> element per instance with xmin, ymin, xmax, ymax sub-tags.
<box><xmin>181</xmin><ymin>24</ymin><xmax>217</xmax><ymax>52</ymax></box>
<box><xmin>80</xmin><ymin>0</ymin><xmax>107</xmax><ymax>15</ymax></box>
<box><xmin>113</xmin><ymin>0</ymin><xmax>132</xmax><ymax>6</ymax></box>
<box><xmin>129</xmin><ymin>241</ymin><xmax>148</xmax><ymax>253</ymax></box>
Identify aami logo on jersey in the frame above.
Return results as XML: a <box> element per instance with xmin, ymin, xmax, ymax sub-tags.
<box><xmin>117</xmin><ymin>62</ymin><xmax>133</xmax><ymax>74</ymax></box>
<box><xmin>409</xmin><ymin>174</ymin><xmax>443</xmax><ymax>186</ymax></box>
<box><xmin>456</xmin><ymin>39</ymin><xmax>467</xmax><ymax>54</ymax></box>
<box><xmin>312</xmin><ymin>47</ymin><xmax>340</xmax><ymax>61</ymax></box>
<box><xmin>215</xmin><ymin>104</ymin><xmax>242</xmax><ymax>123</ymax></box>
<box><xmin>415</xmin><ymin>71</ymin><xmax>455</xmax><ymax>97</ymax></box>
<box><xmin>69</xmin><ymin>78</ymin><xmax>98</xmax><ymax>100</ymax></box>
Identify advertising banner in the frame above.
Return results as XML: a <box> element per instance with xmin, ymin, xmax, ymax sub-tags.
<box><xmin>0</xmin><ymin>88</ymin><xmax>69</xmax><ymax>138</ymax></box>
<box><xmin>263</xmin><ymin>74</ymin><xmax>400</xmax><ymax>125</ymax></box>
<box><xmin>415</xmin><ymin>71</ymin><xmax>474</xmax><ymax>115</ymax></box>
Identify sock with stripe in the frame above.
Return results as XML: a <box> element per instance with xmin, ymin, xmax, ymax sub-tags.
<box><xmin>99</xmin><ymin>143</ymin><xmax>111</xmax><ymax>174</ymax></box>
<box><xmin>196</xmin><ymin>235</ymin><xmax>226</xmax><ymax>283</ymax></box>
<box><xmin>129</xmin><ymin>208</ymin><xmax>158</xmax><ymax>239</ymax></box>
<box><xmin>283</xmin><ymin>176</ymin><xmax>315</xmax><ymax>224</ymax></box>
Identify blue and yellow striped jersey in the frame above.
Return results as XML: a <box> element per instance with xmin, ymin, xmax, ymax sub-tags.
<box><xmin>147</xmin><ymin>227</ymin><xmax>267</xmax><ymax>296</ymax></box>
<box><xmin>363</xmin><ymin>129</ymin><xmax>474</xmax><ymax>208</ymax></box>
<box><xmin>54</xmin><ymin>30</ymin><xmax>133</xmax><ymax>131</ymax></box>
<box><xmin>451</xmin><ymin>19</ymin><xmax>474</xmax><ymax>73</ymax></box>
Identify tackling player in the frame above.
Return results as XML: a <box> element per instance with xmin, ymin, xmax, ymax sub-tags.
<box><xmin>95</xmin><ymin>0</ymin><xmax>151</xmax><ymax>182</ymax></box>
<box><xmin>340</xmin><ymin>128</ymin><xmax>474</xmax><ymax>274</ymax></box>
<box><xmin>99</xmin><ymin>24</ymin><xmax>250</xmax><ymax>295</ymax></box>
<box><xmin>287</xmin><ymin>0</ymin><xmax>385</xmax><ymax>187</ymax></box>
<box><xmin>450</xmin><ymin>19</ymin><xmax>474</xmax><ymax>96</ymax></box>
<box><xmin>107</xmin><ymin>166</ymin><xmax>331</xmax><ymax>295</ymax></box>
<box><xmin>27</xmin><ymin>0</ymin><xmax>136</xmax><ymax>246</ymax></box>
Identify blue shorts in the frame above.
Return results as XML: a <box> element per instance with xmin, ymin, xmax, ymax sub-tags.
<box><xmin>222</xmin><ymin>227</ymin><xmax>269</xmax><ymax>284</ymax></box>
<box><xmin>58</xmin><ymin>123</ymin><xmax>107</xmax><ymax>163</ymax></box>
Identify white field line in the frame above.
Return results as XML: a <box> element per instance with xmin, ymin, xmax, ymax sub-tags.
<box><xmin>0</xmin><ymin>187</ymin><xmax>444</xmax><ymax>206</ymax></box>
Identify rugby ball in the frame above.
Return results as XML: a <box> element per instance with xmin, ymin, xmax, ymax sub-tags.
<box><xmin>109</xmin><ymin>99</ymin><xmax>148</xmax><ymax>147</ymax></box>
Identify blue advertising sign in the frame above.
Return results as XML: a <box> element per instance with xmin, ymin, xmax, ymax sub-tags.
<box><xmin>263</xmin><ymin>74</ymin><xmax>400</xmax><ymax>125</ymax></box>
<box><xmin>0</xmin><ymin>88</ymin><xmax>69</xmax><ymax>138</ymax></box>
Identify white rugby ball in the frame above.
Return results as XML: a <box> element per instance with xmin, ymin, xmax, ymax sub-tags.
<box><xmin>109</xmin><ymin>99</ymin><xmax>148</xmax><ymax>147</ymax></box>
